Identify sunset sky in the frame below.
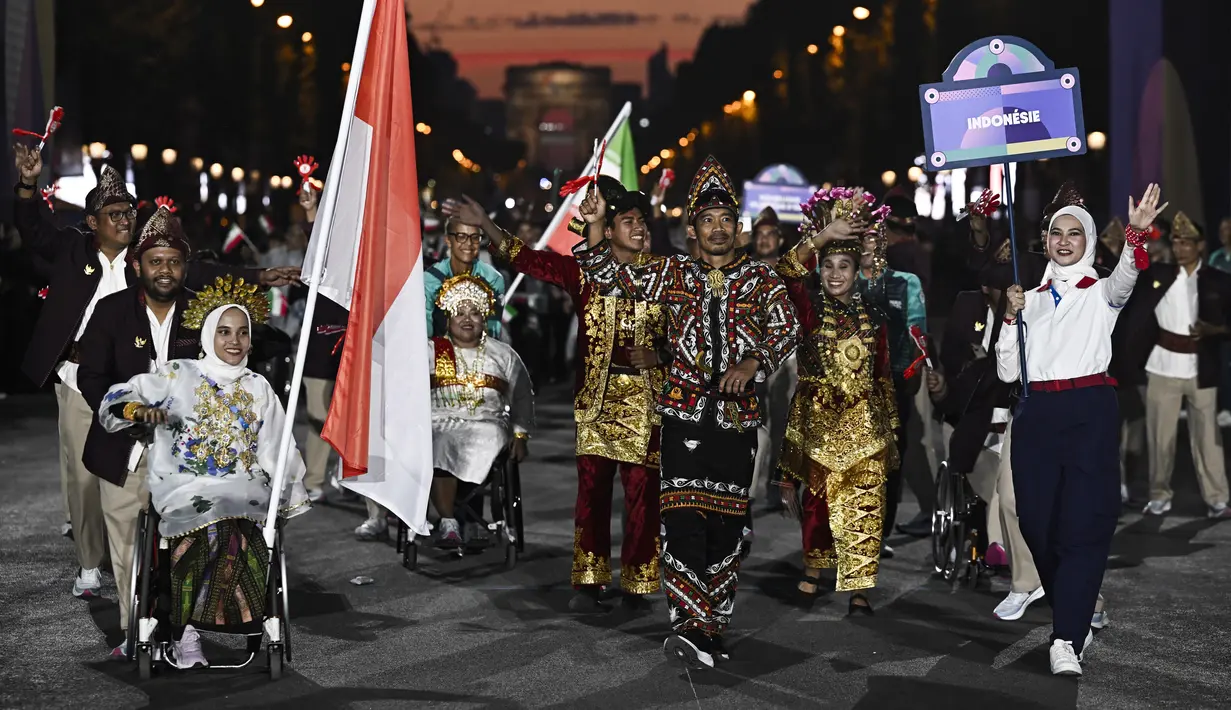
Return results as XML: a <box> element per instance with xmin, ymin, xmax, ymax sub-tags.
<box><xmin>407</xmin><ymin>0</ymin><xmax>756</xmax><ymax>97</ymax></box>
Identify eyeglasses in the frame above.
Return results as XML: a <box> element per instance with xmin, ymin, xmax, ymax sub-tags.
<box><xmin>101</xmin><ymin>208</ymin><xmax>137</xmax><ymax>224</ymax></box>
<box><xmin>447</xmin><ymin>232</ymin><xmax>483</xmax><ymax>244</ymax></box>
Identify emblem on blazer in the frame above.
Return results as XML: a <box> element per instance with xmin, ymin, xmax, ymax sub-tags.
<box><xmin>84</xmin><ymin>264</ymin><xmax>95</xmax><ymax>275</ymax></box>
<box><xmin>1153</xmin><ymin>280</ymin><xmax>1161</xmax><ymax>289</ymax></box>
<box><xmin>135</xmin><ymin>337</ymin><xmax>147</xmax><ymax>348</ymax></box>
<box><xmin>974</xmin><ymin>321</ymin><xmax>985</xmax><ymax>332</ymax></box>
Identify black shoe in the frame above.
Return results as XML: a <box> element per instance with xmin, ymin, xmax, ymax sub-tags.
<box><xmin>797</xmin><ymin>573</ymin><xmax>822</xmax><ymax>609</ymax></box>
<box><xmin>880</xmin><ymin>544</ymin><xmax>895</xmax><ymax>559</ymax></box>
<box><xmin>896</xmin><ymin>515</ymin><xmax>931</xmax><ymax>538</ymax></box>
<box><xmin>568</xmin><ymin>587</ymin><xmax>608</xmax><ymax>614</ymax></box>
<box><xmin>663</xmin><ymin>629</ymin><xmax>714</xmax><ymax>669</ymax></box>
<box><xmin>621</xmin><ymin>592</ymin><xmax>653</xmax><ymax>612</ymax></box>
<box><xmin>711</xmin><ymin>635</ymin><xmax>730</xmax><ymax>662</ymax></box>
<box><xmin>848</xmin><ymin>593</ymin><xmax>874</xmax><ymax>616</ymax></box>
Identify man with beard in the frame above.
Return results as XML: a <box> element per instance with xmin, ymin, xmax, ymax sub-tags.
<box><xmin>444</xmin><ymin>178</ymin><xmax>669</xmax><ymax>612</ymax></box>
<box><xmin>77</xmin><ymin>206</ymin><xmax>200</xmax><ymax>656</ymax></box>
<box><xmin>572</xmin><ymin>156</ymin><xmax>798</xmax><ymax>668</ymax></box>
<box><xmin>11</xmin><ymin>144</ymin><xmax>299</xmax><ymax>601</ymax></box>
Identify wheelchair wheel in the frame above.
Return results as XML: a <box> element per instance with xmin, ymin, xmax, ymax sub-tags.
<box><xmin>931</xmin><ymin>462</ymin><xmax>952</xmax><ymax>575</ymax></box>
<box><xmin>137</xmin><ymin>643</ymin><xmax>153</xmax><ymax>680</ymax></box>
<box><xmin>278</xmin><ymin>531</ymin><xmax>292</xmax><ymax>664</ymax></box>
<box><xmin>396</xmin><ymin>521</ymin><xmax>408</xmax><ymax>555</ymax></box>
<box><xmin>506</xmin><ymin>458</ymin><xmax>524</xmax><ymax>553</ymax></box>
<box><xmin>945</xmin><ymin>480</ymin><xmax>968</xmax><ymax>586</ymax></box>
<box><xmin>403</xmin><ymin>541</ymin><xmax>418</xmax><ymax>570</ymax></box>
<box><xmin>127</xmin><ymin>509</ymin><xmax>148</xmax><ymax>661</ymax></box>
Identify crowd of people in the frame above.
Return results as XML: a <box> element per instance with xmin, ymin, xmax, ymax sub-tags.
<box><xmin>10</xmin><ymin>132</ymin><xmax>1230</xmax><ymax>680</ymax></box>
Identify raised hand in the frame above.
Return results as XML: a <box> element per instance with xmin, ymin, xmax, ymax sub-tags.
<box><xmin>579</xmin><ymin>185</ymin><xmax>606</xmax><ymax>224</ymax></box>
<box><xmin>1128</xmin><ymin>183</ymin><xmax>1168</xmax><ymax>231</ymax></box>
<box><xmin>14</xmin><ymin>142</ymin><xmax>42</xmax><ymax>184</ymax></box>
<box><xmin>441</xmin><ymin>195</ymin><xmax>488</xmax><ymax>227</ymax></box>
<box><xmin>967</xmin><ymin>189</ymin><xmax>1001</xmax><ymax>218</ymax></box>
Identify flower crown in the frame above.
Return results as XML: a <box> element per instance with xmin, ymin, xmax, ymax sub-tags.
<box><xmin>801</xmin><ymin>186</ymin><xmax>891</xmax><ymax>277</ymax></box>
<box><xmin>183</xmin><ymin>275</ymin><xmax>270</xmax><ymax>330</ymax></box>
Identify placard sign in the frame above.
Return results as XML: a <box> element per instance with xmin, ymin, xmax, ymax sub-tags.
<box><xmin>919</xmin><ymin>37</ymin><xmax>1086</xmax><ymax>170</ymax></box>
<box><xmin>742</xmin><ymin>163</ymin><xmax>817</xmax><ymax>224</ymax></box>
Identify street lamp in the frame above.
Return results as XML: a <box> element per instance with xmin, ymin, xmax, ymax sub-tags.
<box><xmin>301</xmin><ymin>32</ymin><xmax>312</xmax><ymax>43</ymax></box>
<box><xmin>1087</xmin><ymin>131</ymin><xmax>1107</xmax><ymax>150</ymax></box>
<box><xmin>161</xmin><ymin>148</ymin><xmax>177</xmax><ymax>165</ymax></box>
<box><xmin>742</xmin><ymin>89</ymin><xmax>756</xmax><ymax>103</ymax></box>
<box><xmin>190</xmin><ymin>157</ymin><xmax>204</xmax><ymax>171</ymax></box>
<box><xmin>209</xmin><ymin>162</ymin><xmax>224</xmax><ymax>179</ymax></box>
<box><xmin>833</xmin><ymin>25</ymin><xmax>846</xmax><ymax>37</ymax></box>
<box><xmin>250</xmin><ymin>0</ymin><xmax>264</xmax><ymax>6</ymax></box>
<box><xmin>280</xmin><ymin>175</ymin><xmax>292</xmax><ymax>189</ymax></box>
<box><xmin>231</xmin><ymin>167</ymin><xmax>244</xmax><ymax>182</ymax></box>
<box><xmin>807</xmin><ymin>44</ymin><xmax>819</xmax><ymax>55</ymax></box>
<box><xmin>130</xmin><ymin>143</ymin><xmax>148</xmax><ymax>161</ymax></box>
<box><xmin>269</xmin><ymin>175</ymin><xmax>281</xmax><ymax>188</ymax></box>
<box><xmin>853</xmin><ymin>6</ymin><xmax>870</xmax><ymax>20</ymax></box>
<box><xmin>276</xmin><ymin>14</ymin><xmax>292</xmax><ymax>28</ymax></box>
<box><xmin>87</xmin><ymin>142</ymin><xmax>106</xmax><ymax>159</ymax></box>
<box><xmin>660</xmin><ymin>148</ymin><xmax>673</xmax><ymax>159</ymax></box>
<box><xmin>881</xmin><ymin>170</ymin><xmax>897</xmax><ymax>187</ymax></box>
<box><xmin>907</xmin><ymin>166</ymin><xmax>924</xmax><ymax>183</ymax></box>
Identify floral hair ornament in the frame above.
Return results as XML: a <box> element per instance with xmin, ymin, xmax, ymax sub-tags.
<box><xmin>41</xmin><ymin>182</ymin><xmax>59</xmax><ymax>212</ymax></box>
<box><xmin>800</xmin><ymin>185</ymin><xmax>891</xmax><ymax>277</ymax></box>
<box><xmin>183</xmin><ymin>274</ymin><xmax>270</xmax><ymax>330</ymax></box>
<box><xmin>435</xmin><ymin>274</ymin><xmax>495</xmax><ymax>319</ymax></box>
<box><xmin>294</xmin><ymin>155</ymin><xmax>319</xmax><ymax>194</ymax></box>
<box><xmin>558</xmin><ymin>139</ymin><xmax>607</xmax><ymax>198</ymax></box>
<box><xmin>12</xmin><ymin>106</ymin><xmax>65</xmax><ymax>152</ymax></box>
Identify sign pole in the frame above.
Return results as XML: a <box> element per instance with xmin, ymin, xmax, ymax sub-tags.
<box><xmin>1001</xmin><ymin>161</ymin><xmax>1029</xmax><ymax>397</ymax></box>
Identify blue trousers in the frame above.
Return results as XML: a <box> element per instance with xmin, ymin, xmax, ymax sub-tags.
<box><xmin>1011</xmin><ymin>385</ymin><xmax>1119</xmax><ymax>655</ymax></box>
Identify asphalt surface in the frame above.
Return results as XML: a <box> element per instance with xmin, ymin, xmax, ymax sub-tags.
<box><xmin>1</xmin><ymin>385</ymin><xmax>1229</xmax><ymax>710</ymax></box>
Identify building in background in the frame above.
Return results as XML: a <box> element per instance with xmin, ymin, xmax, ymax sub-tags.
<box><xmin>505</xmin><ymin>63</ymin><xmax>612</xmax><ymax>173</ymax></box>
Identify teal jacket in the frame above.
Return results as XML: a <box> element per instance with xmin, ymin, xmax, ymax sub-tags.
<box><xmin>424</xmin><ymin>257</ymin><xmax>505</xmax><ymax>338</ymax></box>
<box><xmin>858</xmin><ymin>268</ymin><xmax>927</xmax><ymax>379</ymax></box>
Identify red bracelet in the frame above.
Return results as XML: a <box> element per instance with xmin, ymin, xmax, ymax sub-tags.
<box><xmin>1124</xmin><ymin>226</ymin><xmax>1148</xmax><ymax>247</ymax></box>
<box><xmin>1125</xmin><ymin>226</ymin><xmax>1150</xmax><ymax>269</ymax></box>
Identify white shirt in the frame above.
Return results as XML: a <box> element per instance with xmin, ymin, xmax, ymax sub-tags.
<box><xmin>1145</xmin><ymin>263</ymin><xmax>1199</xmax><ymax>379</ymax></box>
<box><xmin>56</xmin><ymin>250</ymin><xmax>131</xmax><ymax>393</ymax></box>
<box><xmin>997</xmin><ymin>247</ymin><xmax>1140</xmax><ymax>384</ymax></box>
<box><xmin>128</xmin><ymin>304</ymin><xmax>178</xmax><ymax>471</ymax></box>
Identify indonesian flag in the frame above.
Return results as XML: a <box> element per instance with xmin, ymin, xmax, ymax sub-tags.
<box><xmin>503</xmin><ymin>102</ymin><xmax>638</xmax><ymax>303</ymax></box>
<box><xmin>304</xmin><ymin>0</ymin><xmax>432</xmax><ymax>534</ymax></box>
<box><xmin>270</xmin><ymin>287</ymin><xmax>289</xmax><ymax>318</ymax></box>
<box><xmin>223</xmin><ymin>223</ymin><xmax>247</xmax><ymax>253</ymax></box>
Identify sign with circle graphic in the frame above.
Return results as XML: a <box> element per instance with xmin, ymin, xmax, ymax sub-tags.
<box><xmin>918</xmin><ymin>36</ymin><xmax>1086</xmax><ymax>170</ymax></box>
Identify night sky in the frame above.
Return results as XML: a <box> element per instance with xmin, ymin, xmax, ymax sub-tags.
<box><xmin>407</xmin><ymin>0</ymin><xmax>756</xmax><ymax>97</ymax></box>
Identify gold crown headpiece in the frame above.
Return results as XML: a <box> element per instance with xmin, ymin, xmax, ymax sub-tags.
<box><xmin>436</xmin><ymin>274</ymin><xmax>495</xmax><ymax>318</ymax></box>
<box><xmin>801</xmin><ymin>185</ymin><xmax>890</xmax><ymax>277</ymax></box>
<box><xmin>183</xmin><ymin>275</ymin><xmax>270</xmax><ymax>330</ymax></box>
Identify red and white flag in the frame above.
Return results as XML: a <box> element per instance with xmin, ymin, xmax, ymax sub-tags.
<box><xmin>304</xmin><ymin>0</ymin><xmax>432</xmax><ymax>534</ymax></box>
<box><xmin>223</xmin><ymin>223</ymin><xmax>247</xmax><ymax>254</ymax></box>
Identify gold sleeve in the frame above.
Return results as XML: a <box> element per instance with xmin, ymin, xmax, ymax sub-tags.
<box><xmin>776</xmin><ymin>245</ymin><xmax>810</xmax><ymax>279</ymax></box>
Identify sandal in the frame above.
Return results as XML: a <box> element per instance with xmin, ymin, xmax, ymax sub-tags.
<box><xmin>848</xmin><ymin>593</ymin><xmax>874</xmax><ymax>616</ymax></box>
<box><xmin>797</xmin><ymin>573</ymin><xmax>823</xmax><ymax>608</ymax></box>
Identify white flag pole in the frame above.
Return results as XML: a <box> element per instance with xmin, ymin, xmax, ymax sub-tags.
<box><xmin>503</xmin><ymin>101</ymin><xmax>634</xmax><ymax>305</ymax></box>
<box><xmin>262</xmin><ymin>0</ymin><xmax>378</xmax><ymax>549</ymax></box>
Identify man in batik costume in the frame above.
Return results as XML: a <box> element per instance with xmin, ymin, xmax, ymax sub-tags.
<box><xmin>572</xmin><ymin>156</ymin><xmax>799</xmax><ymax>669</ymax></box>
<box><xmin>444</xmin><ymin>182</ymin><xmax>667</xmax><ymax>611</ymax></box>
<box><xmin>775</xmin><ymin>188</ymin><xmax>898</xmax><ymax>615</ymax></box>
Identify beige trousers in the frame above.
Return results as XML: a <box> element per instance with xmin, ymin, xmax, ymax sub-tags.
<box><xmin>968</xmin><ymin>446</ymin><xmax>1003</xmax><ymax>548</ymax></box>
<box><xmin>996</xmin><ymin>422</ymin><xmax>1042</xmax><ymax>593</ymax></box>
<box><xmin>752</xmin><ymin>354</ymin><xmax>797</xmax><ymax>497</ymax></box>
<box><xmin>101</xmin><ymin>457</ymin><xmax>150</xmax><ymax>630</ymax></box>
<box><xmin>303</xmin><ymin>377</ymin><xmax>336</xmax><ymax>492</ymax></box>
<box><xmin>1146</xmin><ymin>373</ymin><xmax>1229</xmax><ymax>506</ymax></box>
<box><xmin>56</xmin><ymin>384</ymin><xmax>107</xmax><ymax>570</ymax></box>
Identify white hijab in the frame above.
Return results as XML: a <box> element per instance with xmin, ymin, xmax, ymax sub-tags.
<box><xmin>1040</xmin><ymin>205</ymin><xmax>1099</xmax><ymax>286</ymax></box>
<box><xmin>199</xmin><ymin>305</ymin><xmax>251</xmax><ymax>385</ymax></box>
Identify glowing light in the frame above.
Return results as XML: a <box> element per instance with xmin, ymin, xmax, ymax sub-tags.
<box><xmin>236</xmin><ymin>194</ymin><xmax>247</xmax><ymax>215</ymax></box>
<box><xmin>640</xmin><ymin>165</ymin><xmax>650</xmax><ymax>175</ymax></box>
<box><xmin>161</xmin><ymin>148</ymin><xmax>177</xmax><ymax>165</ymax></box>
<box><xmin>679</xmin><ymin>137</ymin><xmax>689</xmax><ymax>147</ymax></box>
<box><xmin>280</xmin><ymin>175</ymin><xmax>292</xmax><ymax>189</ymax></box>
<box><xmin>231</xmin><ymin>167</ymin><xmax>244</xmax><ymax>182</ymax></box>
<box><xmin>671</xmin><ymin>207</ymin><xmax>683</xmax><ymax>218</ymax></box>
<box><xmin>907</xmin><ymin>166</ymin><xmax>924</xmax><ymax>183</ymax></box>
<box><xmin>505</xmin><ymin>198</ymin><xmax>516</xmax><ymax>209</ymax></box>
<box><xmin>649</xmin><ymin>156</ymin><xmax>661</xmax><ymax>168</ymax></box>
<box><xmin>341</xmin><ymin>62</ymin><xmax>351</xmax><ymax>72</ymax></box>
<box><xmin>545</xmin><ymin>203</ymin><xmax>554</xmax><ymax>213</ymax></box>
<box><xmin>881</xmin><ymin>170</ymin><xmax>896</xmax><ymax>187</ymax></box>
<box><xmin>88</xmin><ymin>142</ymin><xmax>106</xmax><ymax>159</ymax></box>
<box><xmin>853</xmin><ymin>6</ymin><xmax>870</xmax><ymax>20</ymax></box>
<box><xmin>250</xmin><ymin>170</ymin><xmax>261</xmax><ymax>181</ymax></box>
<box><xmin>301</xmin><ymin>32</ymin><xmax>312</xmax><ymax>43</ymax></box>
<box><xmin>660</xmin><ymin>148</ymin><xmax>673</xmax><ymax>159</ymax></box>
<box><xmin>415</xmin><ymin>122</ymin><xmax>432</xmax><ymax>134</ymax></box>
<box><xmin>130</xmin><ymin>144</ymin><xmax>148</xmax><ymax>161</ymax></box>
<box><xmin>209</xmin><ymin>163</ymin><xmax>223</xmax><ymax>179</ymax></box>
<box><xmin>539</xmin><ymin>178</ymin><xmax>552</xmax><ymax>190</ymax></box>
<box><xmin>452</xmin><ymin>149</ymin><xmax>464</xmax><ymax>162</ymax></box>
<box><xmin>269</xmin><ymin>175</ymin><xmax>281</xmax><ymax>188</ymax></box>
<box><xmin>742</xmin><ymin>90</ymin><xmax>756</xmax><ymax>102</ymax></box>
<box><xmin>773</xmin><ymin>69</ymin><xmax>784</xmax><ymax>79</ymax></box>
<box><xmin>1087</xmin><ymin>131</ymin><xmax>1107</xmax><ymax>150</ymax></box>
<box><xmin>217</xmin><ymin>193</ymin><xmax>228</xmax><ymax>210</ymax></box>
<box><xmin>638</xmin><ymin>118</ymin><xmax>650</xmax><ymax>128</ymax></box>
<box><xmin>276</xmin><ymin>14</ymin><xmax>292</xmax><ymax>28</ymax></box>
<box><xmin>807</xmin><ymin>44</ymin><xmax>819</xmax><ymax>54</ymax></box>
<box><xmin>250</xmin><ymin>0</ymin><xmax>264</xmax><ymax>7</ymax></box>
<box><xmin>190</xmin><ymin>157</ymin><xmax>204</xmax><ymax>171</ymax></box>
<box><xmin>833</xmin><ymin>25</ymin><xmax>846</xmax><ymax>37</ymax></box>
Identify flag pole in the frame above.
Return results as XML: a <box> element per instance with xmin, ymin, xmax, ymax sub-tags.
<box><xmin>261</xmin><ymin>0</ymin><xmax>379</xmax><ymax>549</ymax></box>
<box><xmin>503</xmin><ymin>101</ymin><xmax>634</xmax><ymax>305</ymax></box>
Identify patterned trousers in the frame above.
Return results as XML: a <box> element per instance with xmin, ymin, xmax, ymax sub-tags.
<box><xmin>659</xmin><ymin>419</ymin><xmax>757</xmax><ymax>637</ymax></box>
<box><xmin>800</xmin><ymin>452</ymin><xmax>887</xmax><ymax>592</ymax></box>
<box><xmin>572</xmin><ymin>455</ymin><xmax>661</xmax><ymax>594</ymax></box>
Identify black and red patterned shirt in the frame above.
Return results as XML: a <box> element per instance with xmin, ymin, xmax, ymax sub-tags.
<box><xmin>573</xmin><ymin>240</ymin><xmax>798</xmax><ymax>430</ymax></box>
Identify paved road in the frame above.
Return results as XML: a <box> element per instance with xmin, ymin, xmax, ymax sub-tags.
<box><xmin>1</xmin><ymin>386</ymin><xmax>1229</xmax><ymax>709</ymax></box>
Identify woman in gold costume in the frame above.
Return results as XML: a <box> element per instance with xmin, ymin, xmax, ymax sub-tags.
<box><xmin>774</xmin><ymin>187</ymin><xmax>898</xmax><ymax>615</ymax></box>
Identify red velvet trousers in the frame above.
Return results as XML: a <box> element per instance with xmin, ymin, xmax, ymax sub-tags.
<box><xmin>572</xmin><ymin>455</ymin><xmax>661</xmax><ymax>594</ymax></box>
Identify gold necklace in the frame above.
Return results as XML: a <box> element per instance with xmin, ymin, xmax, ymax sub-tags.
<box><xmin>450</xmin><ymin>336</ymin><xmax>487</xmax><ymax>414</ymax></box>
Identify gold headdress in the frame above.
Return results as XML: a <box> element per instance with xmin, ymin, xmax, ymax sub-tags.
<box><xmin>800</xmin><ymin>185</ymin><xmax>890</xmax><ymax>277</ymax></box>
<box><xmin>435</xmin><ymin>274</ymin><xmax>495</xmax><ymax>318</ymax></box>
<box><xmin>1171</xmin><ymin>211</ymin><xmax>1201</xmax><ymax>241</ymax></box>
<box><xmin>183</xmin><ymin>275</ymin><xmax>270</xmax><ymax>330</ymax></box>
<box><xmin>1100</xmin><ymin>216</ymin><xmax>1126</xmax><ymax>247</ymax></box>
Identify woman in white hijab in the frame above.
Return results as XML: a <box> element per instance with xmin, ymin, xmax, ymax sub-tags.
<box><xmin>99</xmin><ymin>276</ymin><xmax>308</xmax><ymax>669</ymax></box>
<box><xmin>995</xmin><ymin>184</ymin><xmax>1167</xmax><ymax>677</ymax></box>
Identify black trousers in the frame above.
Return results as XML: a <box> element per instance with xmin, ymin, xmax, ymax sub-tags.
<box><xmin>659</xmin><ymin>418</ymin><xmax>757</xmax><ymax>637</ymax></box>
<box><xmin>882</xmin><ymin>383</ymin><xmax>915</xmax><ymax>538</ymax></box>
<box><xmin>1012</xmin><ymin>386</ymin><xmax>1119</xmax><ymax>655</ymax></box>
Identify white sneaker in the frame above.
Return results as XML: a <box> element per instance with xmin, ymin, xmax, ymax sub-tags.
<box><xmin>1090</xmin><ymin>610</ymin><xmax>1109</xmax><ymax>629</ymax></box>
<box><xmin>1049</xmin><ymin>639</ymin><xmax>1082</xmax><ymax>676</ymax></box>
<box><xmin>1142</xmin><ymin>499</ymin><xmax>1171</xmax><ymax>516</ymax></box>
<box><xmin>1208</xmin><ymin>503</ymin><xmax>1231</xmax><ymax>519</ymax></box>
<box><xmin>437</xmin><ymin>518</ymin><xmax>463</xmax><ymax>548</ymax></box>
<box><xmin>993</xmin><ymin>587</ymin><xmax>1045</xmax><ymax>621</ymax></box>
<box><xmin>1217</xmin><ymin>410</ymin><xmax>1231</xmax><ymax>428</ymax></box>
<box><xmin>306</xmin><ymin>488</ymin><xmax>324</xmax><ymax>504</ymax></box>
<box><xmin>72</xmin><ymin>567</ymin><xmax>102</xmax><ymax>599</ymax></box>
<box><xmin>1078</xmin><ymin>628</ymin><xmax>1094</xmax><ymax>661</ymax></box>
<box><xmin>354</xmin><ymin>517</ymin><xmax>388</xmax><ymax>540</ymax></box>
<box><xmin>170</xmin><ymin>625</ymin><xmax>209</xmax><ymax>669</ymax></box>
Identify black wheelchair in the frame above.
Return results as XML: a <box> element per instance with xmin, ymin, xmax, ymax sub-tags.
<box><xmin>931</xmin><ymin>461</ymin><xmax>992</xmax><ymax>589</ymax></box>
<box><xmin>396</xmin><ymin>452</ymin><xmax>524</xmax><ymax>572</ymax></box>
<box><xmin>126</xmin><ymin>509</ymin><xmax>293</xmax><ymax>680</ymax></box>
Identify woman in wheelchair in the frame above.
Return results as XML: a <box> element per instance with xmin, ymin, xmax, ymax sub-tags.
<box><xmin>773</xmin><ymin>190</ymin><xmax>898</xmax><ymax>615</ymax></box>
<box><xmin>429</xmin><ymin>274</ymin><xmax>533</xmax><ymax>548</ymax></box>
<box><xmin>99</xmin><ymin>277</ymin><xmax>309</xmax><ymax>669</ymax></box>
